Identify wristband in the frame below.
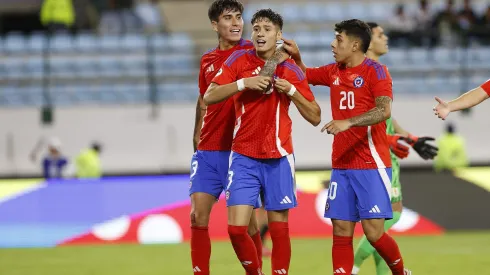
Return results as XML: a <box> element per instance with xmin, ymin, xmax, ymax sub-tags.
<box><xmin>288</xmin><ymin>85</ymin><xmax>296</xmax><ymax>96</ymax></box>
<box><xmin>237</xmin><ymin>79</ymin><xmax>245</xmax><ymax>91</ymax></box>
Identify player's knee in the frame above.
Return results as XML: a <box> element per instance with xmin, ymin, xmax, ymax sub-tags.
<box><xmin>363</xmin><ymin>223</ymin><xmax>384</xmax><ymax>243</ymax></box>
<box><xmin>190</xmin><ymin>209</ymin><xmax>210</xmax><ymax>227</ymax></box>
<box><xmin>332</xmin><ymin>220</ymin><xmax>355</xmax><ymax>237</ymax></box>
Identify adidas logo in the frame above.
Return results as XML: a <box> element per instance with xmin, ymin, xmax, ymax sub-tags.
<box><xmin>206</xmin><ymin>64</ymin><xmax>214</xmax><ymax>73</ymax></box>
<box><xmin>333</xmin><ymin>77</ymin><xmax>340</xmax><ymax>86</ymax></box>
<box><xmin>368</xmin><ymin>205</ymin><xmax>381</xmax><ymax>213</ymax></box>
<box><xmin>193</xmin><ymin>266</ymin><xmax>201</xmax><ymax>272</ymax></box>
<box><xmin>274</xmin><ymin>269</ymin><xmax>287</xmax><ymax>274</ymax></box>
<box><xmin>334</xmin><ymin>267</ymin><xmax>347</xmax><ymax>273</ymax></box>
<box><xmin>241</xmin><ymin>261</ymin><xmax>252</xmax><ymax>266</ymax></box>
<box><xmin>280</xmin><ymin>196</ymin><xmax>292</xmax><ymax>204</ymax></box>
<box><xmin>389</xmin><ymin>258</ymin><xmax>401</xmax><ymax>267</ymax></box>
<box><xmin>252</xmin><ymin>66</ymin><xmax>262</xmax><ymax>75</ymax></box>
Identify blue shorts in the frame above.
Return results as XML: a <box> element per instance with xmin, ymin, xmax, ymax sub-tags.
<box><xmin>324</xmin><ymin>168</ymin><xmax>393</xmax><ymax>222</ymax></box>
<box><xmin>226</xmin><ymin>152</ymin><xmax>297</xmax><ymax>211</ymax></box>
<box><xmin>189</xmin><ymin>150</ymin><xmax>260</xmax><ymax>208</ymax></box>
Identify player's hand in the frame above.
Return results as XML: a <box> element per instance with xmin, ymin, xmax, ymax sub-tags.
<box><xmin>387</xmin><ymin>134</ymin><xmax>410</xmax><ymax>159</ymax></box>
<box><xmin>274</xmin><ymin>78</ymin><xmax>292</xmax><ymax>94</ymax></box>
<box><xmin>400</xmin><ymin>135</ymin><xmax>438</xmax><ymax>160</ymax></box>
<box><xmin>321</xmin><ymin>120</ymin><xmax>352</xmax><ymax>135</ymax></box>
<box><xmin>281</xmin><ymin>38</ymin><xmax>301</xmax><ymax>63</ymax></box>
<box><xmin>433</xmin><ymin>96</ymin><xmax>451</xmax><ymax>120</ymax></box>
<box><xmin>244</xmin><ymin>76</ymin><xmax>271</xmax><ymax>92</ymax></box>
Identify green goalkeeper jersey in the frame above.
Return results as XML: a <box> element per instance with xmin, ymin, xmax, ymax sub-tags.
<box><xmin>386</xmin><ymin>117</ymin><xmax>402</xmax><ymax>202</ymax></box>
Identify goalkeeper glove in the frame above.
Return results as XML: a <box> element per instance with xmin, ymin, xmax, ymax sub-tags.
<box><xmin>387</xmin><ymin>134</ymin><xmax>410</xmax><ymax>159</ymax></box>
<box><xmin>400</xmin><ymin>134</ymin><xmax>438</xmax><ymax>160</ymax></box>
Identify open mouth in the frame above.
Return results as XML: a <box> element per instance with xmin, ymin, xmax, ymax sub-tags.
<box><xmin>256</xmin><ymin>39</ymin><xmax>266</xmax><ymax>46</ymax></box>
<box><xmin>231</xmin><ymin>29</ymin><xmax>240</xmax><ymax>34</ymax></box>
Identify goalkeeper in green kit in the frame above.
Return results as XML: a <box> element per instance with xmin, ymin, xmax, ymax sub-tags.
<box><xmin>351</xmin><ymin>22</ymin><xmax>439</xmax><ymax>275</ymax></box>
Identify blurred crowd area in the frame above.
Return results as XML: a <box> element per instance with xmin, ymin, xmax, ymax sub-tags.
<box><xmin>0</xmin><ymin>0</ymin><xmax>489</xmax><ymax>107</ymax></box>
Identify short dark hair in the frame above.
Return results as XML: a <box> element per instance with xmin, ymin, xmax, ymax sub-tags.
<box><xmin>446</xmin><ymin>123</ymin><xmax>455</xmax><ymax>134</ymax></box>
<box><xmin>334</xmin><ymin>19</ymin><xmax>372</xmax><ymax>53</ymax></box>
<box><xmin>367</xmin><ymin>22</ymin><xmax>379</xmax><ymax>30</ymax></box>
<box><xmin>251</xmin><ymin>9</ymin><xmax>283</xmax><ymax>30</ymax></box>
<box><xmin>91</xmin><ymin>142</ymin><xmax>102</xmax><ymax>153</ymax></box>
<box><xmin>208</xmin><ymin>0</ymin><xmax>244</xmax><ymax>22</ymax></box>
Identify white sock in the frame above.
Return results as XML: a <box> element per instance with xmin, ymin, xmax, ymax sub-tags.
<box><xmin>352</xmin><ymin>265</ymin><xmax>360</xmax><ymax>274</ymax></box>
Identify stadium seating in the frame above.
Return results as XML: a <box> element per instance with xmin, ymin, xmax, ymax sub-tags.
<box><xmin>0</xmin><ymin>0</ymin><xmax>489</xmax><ymax>108</ymax></box>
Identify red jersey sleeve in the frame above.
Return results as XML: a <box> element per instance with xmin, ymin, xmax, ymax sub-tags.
<box><xmin>305</xmin><ymin>64</ymin><xmax>333</xmax><ymax>86</ymax></box>
<box><xmin>480</xmin><ymin>79</ymin><xmax>490</xmax><ymax>96</ymax></box>
<box><xmin>370</xmin><ymin>65</ymin><xmax>393</xmax><ymax>100</ymax></box>
<box><xmin>282</xmin><ymin>61</ymin><xmax>315</xmax><ymax>101</ymax></box>
<box><xmin>198</xmin><ymin>58</ymin><xmax>207</xmax><ymax>95</ymax></box>
<box><xmin>211</xmin><ymin>50</ymin><xmax>247</xmax><ymax>86</ymax></box>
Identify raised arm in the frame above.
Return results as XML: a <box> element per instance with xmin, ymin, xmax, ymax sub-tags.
<box><xmin>282</xmin><ymin>38</ymin><xmax>306</xmax><ymax>73</ymax></box>
<box><xmin>433</xmin><ymin>86</ymin><xmax>489</xmax><ymax>120</ymax></box>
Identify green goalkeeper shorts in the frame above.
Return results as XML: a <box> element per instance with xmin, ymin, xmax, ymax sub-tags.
<box><xmin>391</xmin><ymin>156</ymin><xmax>402</xmax><ymax>203</ymax></box>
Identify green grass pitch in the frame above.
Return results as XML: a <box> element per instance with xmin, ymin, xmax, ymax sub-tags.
<box><xmin>1</xmin><ymin>231</ymin><xmax>489</xmax><ymax>275</ymax></box>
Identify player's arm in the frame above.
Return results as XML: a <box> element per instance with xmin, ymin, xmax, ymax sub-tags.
<box><xmin>193</xmin><ymin>95</ymin><xmax>206</xmax><ymax>151</ymax></box>
<box><xmin>259</xmin><ymin>45</ymin><xmax>290</xmax><ymax>77</ymax></box>
<box><xmin>204</xmin><ymin>77</ymin><xmax>271</xmax><ymax>105</ymax></box>
<box><xmin>433</xmin><ymin>83</ymin><xmax>489</xmax><ymax>120</ymax></box>
<box><xmin>350</xmin><ymin>96</ymin><xmax>392</xmax><ymax>126</ymax></box>
<box><xmin>392</xmin><ymin>118</ymin><xmax>438</xmax><ymax>160</ymax></box>
<box><xmin>282</xmin><ymin>38</ymin><xmax>306</xmax><ymax>72</ymax></box>
<box><xmin>275</xmin><ymin>78</ymin><xmax>321</xmax><ymax>126</ymax></box>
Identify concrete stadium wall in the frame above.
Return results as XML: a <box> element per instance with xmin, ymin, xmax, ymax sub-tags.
<box><xmin>0</xmin><ymin>97</ymin><xmax>488</xmax><ymax>176</ymax></box>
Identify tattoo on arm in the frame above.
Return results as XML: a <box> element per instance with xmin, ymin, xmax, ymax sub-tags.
<box><xmin>259</xmin><ymin>46</ymin><xmax>287</xmax><ymax>77</ymax></box>
<box><xmin>348</xmin><ymin>96</ymin><xmax>392</xmax><ymax>127</ymax></box>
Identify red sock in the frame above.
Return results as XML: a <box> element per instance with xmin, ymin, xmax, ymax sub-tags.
<box><xmin>370</xmin><ymin>233</ymin><xmax>405</xmax><ymax>275</ymax></box>
<box><xmin>332</xmin><ymin>235</ymin><xmax>353</xmax><ymax>274</ymax></box>
<box><xmin>228</xmin><ymin>225</ymin><xmax>262</xmax><ymax>275</ymax></box>
<box><xmin>269</xmin><ymin>222</ymin><xmax>291</xmax><ymax>275</ymax></box>
<box><xmin>251</xmin><ymin>231</ymin><xmax>263</xmax><ymax>268</ymax></box>
<box><xmin>191</xmin><ymin>226</ymin><xmax>211</xmax><ymax>275</ymax></box>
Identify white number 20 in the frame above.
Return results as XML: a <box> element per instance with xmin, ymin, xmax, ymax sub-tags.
<box><xmin>340</xmin><ymin>91</ymin><xmax>355</xmax><ymax>110</ymax></box>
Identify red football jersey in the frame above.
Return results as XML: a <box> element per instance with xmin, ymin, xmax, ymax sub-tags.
<box><xmin>197</xmin><ymin>39</ymin><xmax>254</xmax><ymax>151</ymax></box>
<box><xmin>481</xmin><ymin>79</ymin><xmax>490</xmax><ymax>96</ymax></box>
<box><xmin>306</xmin><ymin>58</ymin><xmax>393</xmax><ymax>169</ymax></box>
<box><xmin>212</xmin><ymin>49</ymin><xmax>315</xmax><ymax>159</ymax></box>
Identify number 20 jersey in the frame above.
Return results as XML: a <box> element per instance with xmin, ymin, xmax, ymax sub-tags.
<box><xmin>306</xmin><ymin>58</ymin><xmax>393</xmax><ymax>169</ymax></box>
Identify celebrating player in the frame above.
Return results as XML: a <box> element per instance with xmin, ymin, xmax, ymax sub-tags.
<box><xmin>351</xmin><ymin>22</ymin><xmax>438</xmax><ymax>275</ymax></box>
<box><xmin>189</xmin><ymin>1</ymin><xmax>285</xmax><ymax>274</ymax></box>
<box><xmin>433</xmin><ymin>79</ymin><xmax>490</xmax><ymax>120</ymax></box>
<box><xmin>282</xmin><ymin>19</ymin><xmax>411</xmax><ymax>275</ymax></box>
<box><xmin>205</xmin><ymin>9</ymin><xmax>321</xmax><ymax>275</ymax></box>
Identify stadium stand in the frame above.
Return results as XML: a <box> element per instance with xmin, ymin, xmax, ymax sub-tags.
<box><xmin>0</xmin><ymin>0</ymin><xmax>489</xmax><ymax>106</ymax></box>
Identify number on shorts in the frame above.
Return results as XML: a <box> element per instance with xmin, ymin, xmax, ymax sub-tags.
<box><xmin>328</xmin><ymin>181</ymin><xmax>338</xmax><ymax>200</ymax></box>
<box><xmin>190</xmin><ymin>161</ymin><xmax>198</xmax><ymax>179</ymax></box>
<box><xmin>226</xmin><ymin>171</ymin><xmax>234</xmax><ymax>189</ymax></box>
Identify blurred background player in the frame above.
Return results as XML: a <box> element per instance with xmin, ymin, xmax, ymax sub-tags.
<box><xmin>283</xmin><ymin>19</ymin><xmax>411</xmax><ymax>275</ymax></box>
<box><xmin>433</xmin><ymin>79</ymin><xmax>490</xmax><ymax>120</ymax></box>
<box><xmin>74</xmin><ymin>142</ymin><xmax>102</xmax><ymax>179</ymax></box>
<box><xmin>205</xmin><ymin>9</ymin><xmax>321</xmax><ymax>275</ymax></box>
<box><xmin>434</xmin><ymin>123</ymin><xmax>469</xmax><ymax>172</ymax></box>
<box><xmin>30</xmin><ymin>137</ymin><xmax>68</xmax><ymax>179</ymax></box>
<box><xmin>189</xmin><ymin>1</ymin><xmax>286</xmax><ymax>274</ymax></box>
<box><xmin>352</xmin><ymin>22</ymin><xmax>438</xmax><ymax>275</ymax></box>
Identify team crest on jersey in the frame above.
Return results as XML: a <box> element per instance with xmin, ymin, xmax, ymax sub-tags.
<box><xmin>354</xmin><ymin>76</ymin><xmax>364</xmax><ymax>88</ymax></box>
<box><xmin>216</xmin><ymin>68</ymin><xmax>223</xmax><ymax>76</ymax></box>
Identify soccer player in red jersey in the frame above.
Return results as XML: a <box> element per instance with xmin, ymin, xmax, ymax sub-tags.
<box><xmin>433</xmin><ymin>79</ymin><xmax>490</xmax><ymax>120</ymax></box>
<box><xmin>190</xmin><ymin>1</ymin><xmax>284</xmax><ymax>274</ymax></box>
<box><xmin>282</xmin><ymin>19</ymin><xmax>411</xmax><ymax>275</ymax></box>
<box><xmin>204</xmin><ymin>9</ymin><xmax>321</xmax><ymax>275</ymax></box>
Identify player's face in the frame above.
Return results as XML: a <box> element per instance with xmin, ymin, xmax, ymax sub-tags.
<box><xmin>369</xmin><ymin>26</ymin><xmax>389</xmax><ymax>56</ymax></box>
<box><xmin>212</xmin><ymin>10</ymin><xmax>244</xmax><ymax>43</ymax></box>
<box><xmin>251</xmin><ymin>18</ymin><xmax>282</xmax><ymax>54</ymax></box>
<box><xmin>331</xmin><ymin>31</ymin><xmax>360</xmax><ymax>63</ymax></box>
